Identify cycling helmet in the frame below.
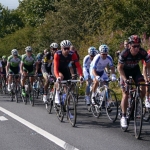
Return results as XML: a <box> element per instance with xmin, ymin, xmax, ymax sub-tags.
<box><xmin>25</xmin><ymin>46</ymin><xmax>32</xmax><ymax>52</ymax></box>
<box><xmin>99</xmin><ymin>44</ymin><xmax>109</xmax><ymax>53</ymax></box>
<box><xmin>36</xmin><ymin>53</ymin><xmax>43</xmax><ymax>60</ymax></box>
<box><xmin>11</xmin><ymin>49</ymin><xmax>18</xmax><ymax>56</ymax></box>
<box><xmin>128</xmin><ymin>35</ymin><xmax>141</xmax><ymax>44</ymax></box>
<box><xmin>88</xmin><ymin>46</ymin><xmax>97</xmax><ymax>56</ymax></box>
<box><xmin>2</xmin><ymin>55</ymin><xmax>7</xmax><ymax>59</ymax></box>
<box><xmin>50</xmin><ymin>43</ymin><xmax>58</xmax><ymax>49</ymax></box>
<box><xmin>60</xmin><ymin>40</ymin><xmax>72</xmax><ymax>47</ymax></box>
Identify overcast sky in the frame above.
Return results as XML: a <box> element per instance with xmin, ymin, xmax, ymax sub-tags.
<box><xmin>0</xmin><ymin>0</ymin><xmax>19</xmax><ymax>9</ymax></box>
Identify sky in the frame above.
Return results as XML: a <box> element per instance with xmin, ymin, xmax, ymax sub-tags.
<box><xmin>0</xmin><ymin>0</ymin><xmax>19</xmax><ymax>10</ymax></box>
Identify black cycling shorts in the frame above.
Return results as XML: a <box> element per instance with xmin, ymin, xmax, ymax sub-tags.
<box><xmin>120</xmin><ymin>66</ymin><xmax>144</xmax><ymax>88</ymax></box>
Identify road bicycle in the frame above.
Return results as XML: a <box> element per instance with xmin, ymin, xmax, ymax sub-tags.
<box><xmin>121</xmin><ymin>76</ymin><xmax>145</xmax><ymax>139</ymax></box>
<box><xmin>0</xmin><ymin>74</ymin><xmax>7</xmax><ymax>94</ymax></box>
<box><xmin>53</xmin><ymin>79</ymin><xmax>80</xmax><ymax>127</ymax></box>
<box><xmin>8</xmin><ymin>74</ymin><xmax>21</xmax><ymax>103</ymax></box>
<box><xmin>44</xmin><ymin>75</ymin><xmax>56</xmax><ymax>113</ymax></box>
<box><xmin>21</xmin><ymin>74</ymin><xmax>36</xmax><ymax>106</ymax></box>
<box><xmin>90</xmin><ymin>79</ymin><xmax>118</xmax><ymax>122</ymax></box>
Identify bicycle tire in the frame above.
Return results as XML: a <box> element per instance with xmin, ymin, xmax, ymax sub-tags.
<box><xmin>54</xmin><ymin>93</ymin><xmax>65</xmax><ymax>122</ymax></box>
<box><xmin>143</xmin><ymin>107</ymin><xmax>150</xmax><ymax>122</ymax></box>
<box><xmin>30</xmin><ymin>89</ymin><xmax>35</xmax><ymax>106</ymax></box>
<box><xmin>91</xmin><ymin>104</ymin><xmax>101</xmax><ymax>118</ymax></box>
<box><xmin>2</xmin><ymin>79</ymin><xmax>7</xmax><ymax>94</ymax></box>
<box><xmin>66</xmin><ymin>93</ymin><xmax>77</xmax><ymax>127</ymax></box>
<box><xmin>134</xmin><ymin>96</ymin><xmax>143</xmax><ymax>139</ymax></box>
<box><xmin>55</xmin><ymin>104</ymin><xmax>65</xmax><ymax>122</ymax></box>
<box><xmin>15</xmin><ymin>84</ymin><xmax>19</xmax><ymax>103</ymax></box>
<box><xmin>46</xmin><ymin>88</ymin><xmax>55</xmax><ymax>114</ymax></box>
<box><xmin>106</xmin><ymin>89</ymin><xmax>118</xmax><ymax>122</ymax></box>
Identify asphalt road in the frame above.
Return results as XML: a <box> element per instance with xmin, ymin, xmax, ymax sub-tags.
<box><xmin>0</xmin><ymin>94</ymin><xmax>150</xmax><ymax>150</ymax></box>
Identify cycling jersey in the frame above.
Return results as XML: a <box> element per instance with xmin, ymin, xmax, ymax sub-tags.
<box><xmin>90</xmin><ymin>54</ymin><xmax>114</xmax><ymax>72</ymax></box>
<box><xmin>119</xmin><ymin>48</ymin><xmax>150</xmax><ymax>69</ymax></box>
<box><xmin>90</xmin><ymin>54</ymin><xmax>113</xmax><ymax>80</ymax></box>
<box><xmin>1</xmin><ymin>60</ymin><xmax>7</xmax><ymax>74</ymax></box>
<box><xmin>41</xmin><ymin>52</ymin><xmax>52</xmax><ymax>74</ymax></box>
<box><xmin>54</xmin><ymin>50</ymin><xmax>82</xmax><ymax>78</ymax></box>
<box><xmin>83</xmin><ymin>55</ymin><xmax>92</xmax><ymax>79</ymax></box>
<box><xmin>7</xmin><ymin>55</ymin><xmax>21</xmax><ymax>74</ymax></box>
<box><xmin>21</xmin><ymin>53</ymin><xmax>36</xmax><ymax>73</ymax></box>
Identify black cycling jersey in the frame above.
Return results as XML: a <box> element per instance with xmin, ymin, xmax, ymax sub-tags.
<box><xmin>118</xmin><ymin>48</ymin><xmax>150</xmax><ymax>69</ymax></box>
<box><xmin>41</xmin><ymin>52</ymin><xmax>52</xmax><ymax>74</ymax></box>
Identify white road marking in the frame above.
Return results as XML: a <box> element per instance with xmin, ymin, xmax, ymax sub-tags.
<box><xmin>0</xmin><ymin>107</ymin><xmax>79</xmax><ymax>150</ymax></box>
<box><xmin>0</xmin><ymin>116</ymin><xmax>8</xmax><ymax>121</ymax></box>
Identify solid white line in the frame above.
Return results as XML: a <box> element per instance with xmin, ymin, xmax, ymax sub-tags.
<box><xmin>0</xmin><ymin>107</ymin><xmax>79</xmax><ymax>150</ymax></box>
<box><xmin>0</xmin><ymin>116</ymin><xmax>8</xmax><ymax>121</ymax></box>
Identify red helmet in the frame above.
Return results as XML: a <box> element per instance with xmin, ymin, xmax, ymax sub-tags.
<box><xmin>128</xmin><ymin>35</ymin><xmax>141</xmax><ymax>44</ymax></box>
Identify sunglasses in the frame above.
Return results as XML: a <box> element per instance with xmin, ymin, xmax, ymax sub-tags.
<box><xmin>52</xmin><ymin>48</ymin><xmax>57</xmax><ymax>51</ymax></box>
<box><xmin>64</xmin><ymin>48</ymin><xmax>70</xmax><ymax>51</ymax></box>
<box><xmin>132</xmin><ymin>45</ymin><xmax>140</xmax><ymax>48</ymax></box>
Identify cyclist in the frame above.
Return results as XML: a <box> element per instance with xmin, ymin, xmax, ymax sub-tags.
<box><xmin>117</xmin><ymin>35</ymin><xmax>150</xmax><ymax>128</ymax></box>
<box><xmin>54</xmin><ymin>40</ymin><xmax>83</xmax><ymax>104</ymax></box>
<box><xmin>83</xmin><ymin>46</ymin><xmax>97</xmax><ymax>105</ymax></box>
<box><xmin>90</xmin><ymin>44</ymin><xmax>116</xmax><ymax>104</ymax></box>
<box><xmin>143</xmin><ymin>49</ymin><xmax>150</xmax><ymax>107</ymax></box>
<box><xmin>20</xmin><ymin>46</ymin><xmax>37</xmax><ymax>96</ymax></box>
<box><xmin>1</xmin><ymin>55</ymin><xmax>7</xmax><ymax>82</ymax></box>
<box><xmin>41</xmin><ymin>46</ymin><xmax>54</xmax><ymax>103</ymax></box>
<box><xmin>6</xmin><ymin>49</ymin><xmax>21</xmax><ymax>92</ymax></box>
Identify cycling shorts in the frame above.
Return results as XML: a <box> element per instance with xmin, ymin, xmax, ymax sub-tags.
<box><xmin>120</xmin><ymin>66</ymin><xmax>144</xmax><ymax>88</ymax></box>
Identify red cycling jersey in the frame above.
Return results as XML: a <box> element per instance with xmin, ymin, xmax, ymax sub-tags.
<box><xmin>54</xmin><ymin>50</ymin><xmax>82</xmax><ymax>78</ymax></box>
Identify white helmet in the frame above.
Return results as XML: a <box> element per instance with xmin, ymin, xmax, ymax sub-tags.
<box><xmin>88</xmin><ymin>46</ymin><xmax>97</xmax><ymax>56</ymax></box>
<box><xmin>11</xmin><ymin>49</ymin><xmax>18</xmax><ymax>55</ymax></box>
<box><xmin>50</xmin><ymin>43</ymin><xmax>58</xmax><ymax>48</ymax></box>
<box><xmin>25</xmin><ymin>46</ymin><xmax>32</xmax><ymax>52</ymax></box>
<box><xmin>60</xmin><ymin>40</ymin><xmax>72</xmax><ymax>47</ymax></box>
<box><xmin>99</xmin><ymin>44</ymin><xmax>109</xmax><ymax>53</ymax></box>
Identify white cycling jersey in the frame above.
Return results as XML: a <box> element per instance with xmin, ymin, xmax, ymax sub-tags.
<box><xmin>83</xmin><ymin>55</ymin><xmax>93</xmax><ymax>79</ymax></box>
<box><xmin>90</xmin><ymin>54</ymin><xmax>114</xmax><ymax>76</ymax></box>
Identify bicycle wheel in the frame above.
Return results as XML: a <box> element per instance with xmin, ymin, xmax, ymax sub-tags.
<box><xmin>106</xmin><ymin>89</ymin><xmax>118</xmax><ymax>122</ymax></box>
<box><xmin>30</xmin><ymin>89</ymin><xmax>35</xmax><ymax>106</ymax></box>
<box><xmin>54</xmin><ymin>92</ymin><xmax>65</xmax><ymax>122</ymax></box>
<box><xmin>91</xmin><ymin>104</ymin><xmax>101</xmax><ymax>118</ymax></box>
<box><xmin>46</xmin><ymin>88</ymin><xmax>55</xmax><ymax>114</ymax></box>
<box><xmin>134</xmin><ymin>96</ymin><xmax>143</xmax><ymax>139</ymax></box>
<box><xmin>143</xmin><ymin>106</ymin><xmax>150</xmax><ymax>122</ymax></box>
<box><xmin>2</xmin><ymin>78</ymin><xmax>7</xmax><ymax>94</ymax></box>
<box><xmin>15</xmin><ymin>84</ymin><xmax>19</xmax><ymax>103</ymax></box>
<box><xmin>66</xmin><ymin>93</ymin><xmax>77</xmax><ymax>127</ymax></box>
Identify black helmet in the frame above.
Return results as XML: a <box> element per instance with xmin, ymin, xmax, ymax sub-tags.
<box><xmin>128</xmin><ymin>35</ymin><xmax>141</xmax><ymax>44</ymax></box>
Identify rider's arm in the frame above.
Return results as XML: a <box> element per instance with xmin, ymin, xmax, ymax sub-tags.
<box><xmin>144</xmin><ymin>61</ymin><xmax>150</xmax><ymax>81</ymax></box>
<box><xmin>54</xmin><ymin>53</ymin><xmax>60</xmax><ymax>78</ymax></box>
<box><xmin>72</xmin><ymin>53</ymin><xmax>83</xmax><ymax>76</ymax></box>
<box><xmin>35</xmin><ymin>62</ymin><xmax>39</xmax><ymax>74</ymax></box>
<box><xmin>20</xmin><ymin>62</ymin><xmax>24</xmax><ymax>74</ymax></box>
<box><xmin>92</xmin><ymin>69</ymin><xmax>98</xmax><ymax>77</ymax></box>
<box><xmin>6</xmin><ymin>62</ymin><xmax>10</xmax><ymax>75</ymax></box>
<box><xmin>117</xmin><ymin>62</ymin><xmax>127</xmax><ymax>81</ymax></box>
